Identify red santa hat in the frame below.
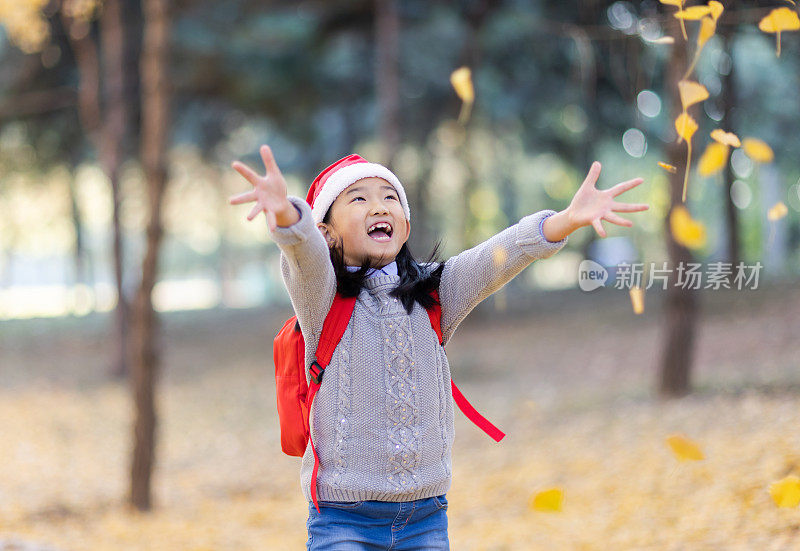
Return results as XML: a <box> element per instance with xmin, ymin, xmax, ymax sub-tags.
<box><xmin>305</xmin><ymin>154</ymin><xmax>410</xmax><ymax>225</ymax></box>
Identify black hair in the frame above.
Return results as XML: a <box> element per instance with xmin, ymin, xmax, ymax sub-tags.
<box><xmin>323</xmin><ymin>211</ymin><xmax>444</xmax><ymax>314</ymax></box>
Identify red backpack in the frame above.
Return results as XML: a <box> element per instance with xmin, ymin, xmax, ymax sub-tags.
<box><xmin>273</xmin><ymin>290</ymin><xmax>505</xmax><ymax>512</ymax></box>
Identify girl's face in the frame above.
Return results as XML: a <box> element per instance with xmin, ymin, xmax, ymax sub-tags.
<box><xmin>318</xmin><ymin>177</ymin><xmax>410</xmax><ymax>268</ymax></box>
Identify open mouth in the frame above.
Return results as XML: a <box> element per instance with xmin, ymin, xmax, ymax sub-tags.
<box><xmin>367</xmin><ymin>221</ymin><xmax>393</xmax><ymax>242</ymax></box>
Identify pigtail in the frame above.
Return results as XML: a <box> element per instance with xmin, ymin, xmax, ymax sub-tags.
<box><xmin>389</xmin><ymin>243</ymin><xmax>444</xmax><ymax>314</ymax></box>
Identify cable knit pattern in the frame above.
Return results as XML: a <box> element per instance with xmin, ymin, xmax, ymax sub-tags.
<box><xmin>383</xmin><ymin>315</ymin><xmax>420</xmax><ymax>490</ymax></box>
<box><xmin>269</xmin><ymin>196</ymin><xmax>568</xmax><ymax>503</ymax></box>
<box><xmin>329</xmin><ymin>327</ymin><xmax>353</xmax><ymax>489</ymax></box>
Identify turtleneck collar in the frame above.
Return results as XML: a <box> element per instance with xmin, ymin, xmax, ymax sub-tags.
<box><xmin>345</xmin><ymin>260</ymin><xmax>398</xmax><ymax>279</ymax></box>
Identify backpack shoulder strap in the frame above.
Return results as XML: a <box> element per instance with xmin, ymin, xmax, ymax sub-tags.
<box><xmin>309</xmin><ymin>293</ymin><xmax>357</xmax><ymax>381</ymax></box>
<box><xmin>306</xmin><ymin>292</ymin><xmax>357</xmax><ymax>514</ymax></box>
<box><xmin>424</xmin><ymin>289</ymin><xmax>505</xmax><ymax>443</ymax></box>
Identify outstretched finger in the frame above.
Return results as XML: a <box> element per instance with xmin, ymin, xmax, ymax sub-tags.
<box><xmin>608</xmin><ymin>177</ymin><xmax>644</xmax><ymax>197</ymax></box>
<box><xmin>604</xmin><ymin>212</ymin><xmax>633</xmax><ymax>227</ymax></box>
<box><xmin>592</xmin><ymin>218</ymin><xmax>607</xmax><ymax>238</ymax></box>
<box><xmin>232</xmin><ymin>161</ymin><xmax>261</xmax><ymax>187</ymax></box>
<box><xmin>229</xmin><ymin>190</ymin><xmax>257</xmax><ymax>205</ymax></box>
<box><xmin>260</xmin><ymin>145</ymin><xmax>283</xmax><ymax>177</ymax></box>
<box><xmin>611</xmin><ymin>201</ymin><xmax>649</xmax><ymax>213</ymax></box>
<box><xmin>247</xmin><ymin>203</ymin><xmax>262</xmax><ymax>221</ymax></box>
<box><xmin>266</xmin><ymin>210</ymin><xmax>277</xmax><ymax>232</ymax></box>
<box><xmin>581</xmin><ymin>161</ymin><xmax>602</xmax><ymax>188</ymax></box>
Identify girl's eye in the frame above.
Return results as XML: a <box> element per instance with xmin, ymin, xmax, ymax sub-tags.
<box><xmin>385</xmin><ymin>195</ymin><xmax>397</xmax><ymax>201</ymax></box>
<box><xmin>351</xmin><ymin>196</ymin><xmax>365</xmax><ymax>202</ymax></box>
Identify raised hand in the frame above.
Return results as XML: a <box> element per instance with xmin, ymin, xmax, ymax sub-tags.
<box><xmin>229</xmin><ymin>145</ymin><xmax>298</xmax><ymax>231</ymax></box>
<box><xmin>566</xmin><ymin>161</ymin><xmax>649</xmax><ymax>238</ymax></box>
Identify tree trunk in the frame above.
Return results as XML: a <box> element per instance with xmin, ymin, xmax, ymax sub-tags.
<box><xmin>719</xmin><ymin>12</ymin><xmax>741</xmax><ymax>268</ymax></box>
<box><xmin>100</xmin><ymin>0</ymin><xmax>133</xmax><ymax>379</ymax></box>
<box><xmin>375</xmin><ymin>0</ymin><xmax>400</xmax><ymax>167</ymax></box>
<box><xmin>658</xmin><ymin>16</ymin><xmax>699</xmax><ymax>399</ymax></box>
<box><xmin>60</xmin><ymin>4</ymin><xmax>131</xmax><ymax>379</ymax></box>
<box><xmin>130</xmin><ymin>0</ymin><xmax>170</xmax><ymax>512</ymax></box>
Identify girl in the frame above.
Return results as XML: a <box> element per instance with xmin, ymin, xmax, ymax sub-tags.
<box><xmin>230</xmin><ymin>146</ymin><xmax>648</xmax><ymax>550</ymax></box>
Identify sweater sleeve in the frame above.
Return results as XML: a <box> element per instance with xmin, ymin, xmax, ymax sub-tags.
<box><xmin>269</xmin><ymin>196</ymin><xmax>336</xmax><ymax>350</ymax></box>
<box><xmin>438</xmin><ymin>209</ymin><xmax>568</xmax><ymax>344</ymax></box>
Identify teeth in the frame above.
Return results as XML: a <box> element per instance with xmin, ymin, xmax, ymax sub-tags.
<box><xmin>368</xmin><ymin>222</ymin><xmax>392</xmax><ymax>234</ymax></box>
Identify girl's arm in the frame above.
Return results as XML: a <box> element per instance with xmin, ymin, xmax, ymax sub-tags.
<box><xmin>439</xmin><ymin>161</ymin><xmax>649</xmax><ymax>343</ymax></box>
<box><xmin>438</xmin><ymin>210</ymin><xmax>567</xmax><ymax>343</ymax></box>
<box><xmin>230</xmin><ymin>146</ymin><xmax>335</xmax><ymax>346</ymax></box>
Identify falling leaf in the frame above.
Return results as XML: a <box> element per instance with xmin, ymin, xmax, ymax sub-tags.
<box><xmin>660</xmin><ymin>0</ymin><xmax>688</xmax><ymax>40</ymax></box>
<box><xmin>698</xmin><ymin>142</ymin><xmax>729</xmax><ymax>176</ymax></box>
<box><xmin>674</xmin><ymin>113</ymin><xmax>698</xmax><ymax>201</ymax></box>
<box><xmin>675</xmin><ymin>113</ymin><xmax>698</xmax><ymax>143</ymax></box>
<box><xmin>678</xmin><ymin>81</ymin><xmax>709</xmax><ymax>110</ymax></box>
<box><xmin>742</xmin><ymin>138</ymin><xmax>774</xmax><ymax>163</ymax></box>
<box><xmin>674</xmin><ymin>5</ymin><xmax>713</xmax><ymax>19</ymax></box>
<box><xmin>658</xmin><ymin>162</ymin><xmax>677</xmax><ymax>173</ymax></box>
<box><xmin>450</xmin><ymin>67</ymin><xmax>474</xmax><ymax>103</ymax></box>
<box><xmin>682</xmin><ymin>16</ymin><xmax>717</xmax><ymax>79</ymax></box>
<box><xmin>769</xmin><ymin>476</ymin><xmax>800</xmax><ymax>508</ymax></box>
<box><xmin>710</xmin><ymin>129</ymin><xmax>741</xmax><ymax>147</ymax></box>
<box><xmin>768</xmin><ymin>201</ymin><xmax>788</xmax><ymax>221</ymax></box>
<box><xmin>697</xmin><ymin>15</ymin><xmax>717</xmax><ymax>49</ymax></box>
<box><xmin>629</xmin><ymin>286</ymin><xmax>645</xmax><ymax>314</ymax></box>
<box><xmin>666</xmin><ymin>433</ymin><xmax>705</xmax><ymax>461</ymax></box>
<box><xmin>670</xmin><ymin>206</ymin><xmax>707</xmax><ymax>249</ymax></box>
<box><xmin>530</xmin><ymin>488</ymin><xmax>563</xmax><ymax>512</ymax></box>
<box><xmin>758</xmin><ymin>7</ymin><xmax>800</xmax><ymax>57</ymax></box>
<box><xmin>708</xmin><ymin>1</ymin><xmax>725</xmax><ymax>21</ymax></box>
<box><xmin>450</xmin><ymin>66</ymin><xmax>474</xmax><ymax>124</ymax></box>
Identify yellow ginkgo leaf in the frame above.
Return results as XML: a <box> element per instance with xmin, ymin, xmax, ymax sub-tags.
<box><xmin>697</xmin><ymin>15</ymin><xmax>717</xmax><ymax>48</ymax></box>
<box><xmin>629</xmin><ymin>286</ymin><xmax>644</xmax><ymax>314</ymax></box>
<box><xmin>660</xmin><ymin>0</ymin><xmax>688</xmax><ymax>40</ymax></box>
<box><xmin>768</xmin><ymin>201</ymin><xmax>788</xmax><ymax>221</ymax></box>
<box><xmin>674</xmin><ymin>5</ymin><xmax>713</xmax><ymax>19</ymax></box>
<box><xmin>658</xmin><ymin>161</ymin><xmax>677</xmax><ymax>173</ymax></box>
<box><xmin>698</xmin><ymin>142</ymin><xmax>729</xmax><ymax>176</ymax></box>
<box><xmin>530</xmin><ymin>488</ymin><xmax>563</xmax><ymax>512</ymax></box>
<box><xmin>450</xmin><ymin>67</ymin><xmax>474</xmax><ymax>124</ymax></box>
<box><xmin>678</xmin><ymin>80</ymin><xmax>709</xmax><ymax>110</ymax></box>
<box><xmin>742</xmin><ymin>138</ymin><xmax>774</xmax><ymax>163</ymax></box>
<box><xmin>710</xmin><ymin>129</ymin><xmax>741</xmax><ymax>147</ymax></box>
<box><xmin>665</xmin><ymin>433</ymin><xmax>705</xmax><ymax>461</ymax></box>
<box><xmin>708</xmin><ymin>1</ymin><xmax>724</xmax><ymax>21</ymax></box>
<box><xmin>450</xmin><ymin>66</ymin><xmax>474</xmax><ymax>103</ymax></box>
<box><xmin>769</xmin><ymin>475</ymin><xmax>800</xmax><ymax>508</ymax></box>
<box><xmin>670</xmin><ymin>207</ymin><xmax>707</xmax><ymax>249</ymax></box>
<box><xmin>758</xmin><ymin>7</ymin><xmax>800</xmax><ymax>57</ymax></box>
<box><xmin>675</xmin><ymin>112</ymin><xmax>698</xmax><ymax>142</ymax></box>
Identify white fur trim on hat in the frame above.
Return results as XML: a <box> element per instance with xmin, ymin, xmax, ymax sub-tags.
<box><xmin>311</xmin><ymin>162</ymin><xmax>411</xmax><ymax>224</ymax></box>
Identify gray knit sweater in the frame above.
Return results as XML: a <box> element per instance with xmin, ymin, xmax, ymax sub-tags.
<box><xmin>270</xmin><ymin>196</ymin><xmax>568</xmax><ymax>503</ymax></box>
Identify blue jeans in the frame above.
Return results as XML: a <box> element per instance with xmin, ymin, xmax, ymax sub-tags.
<box><xmin>306</xmin><ymin>495</ymin><xmax>449</xmax><ymax>550</ymax></box>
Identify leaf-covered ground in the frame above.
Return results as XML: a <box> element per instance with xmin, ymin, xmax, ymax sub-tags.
<box><xmin>1</xmin><ymin>282</ymin><xmax>799</xmax><ymax>550</ymax></box>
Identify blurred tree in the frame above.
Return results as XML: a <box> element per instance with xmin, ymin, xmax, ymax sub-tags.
<box><xmin>659</xmin><ymin>13</ymin><xmax>699</xmax><ymax>398</ymax></box>
<box><xmin>719</xmin><ymin>1</ymin><xmax>741</xmax><ymax>268</ymax></box>
<box><xmin>130</xmin><ymin>0</ymin><xmax>171</xmax><ymax>511</ymax></box>
<box><xmin>60</xmin><ymin>0</ymin><xmax>137</xmax><ymax>379</ymax></box>
<box><xmin>375</xmin><ymin>0</ymin><xmax>400</xmax><ymax>167</ymax></box>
